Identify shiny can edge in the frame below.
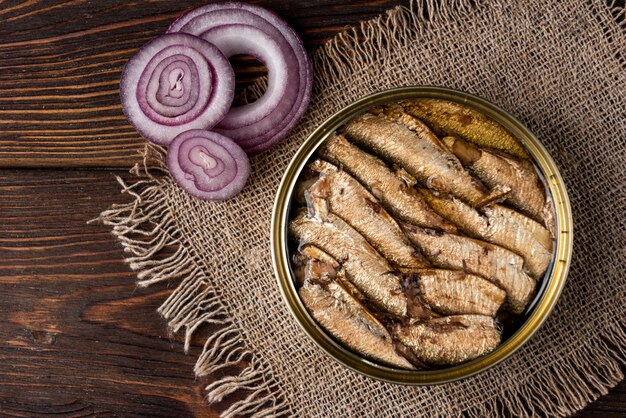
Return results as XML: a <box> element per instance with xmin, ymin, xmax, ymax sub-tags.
<box><xmin>271</xmin><ymin>86</ymin><xmax>573</xmax><ymax>385</ymax></box>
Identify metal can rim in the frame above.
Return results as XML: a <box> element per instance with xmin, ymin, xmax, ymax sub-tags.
<box><xmin>271</xmin><ymin>86</ymin><xmax>573</xmax><ymax>385</ymax></box>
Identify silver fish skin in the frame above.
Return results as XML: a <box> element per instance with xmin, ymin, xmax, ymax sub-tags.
<box><xmin>421</xmin><ymin>190</ymin><xmax>553</xmax><ymax>278</ymax></box>
<box><xmin>307</xmin><ymin>159</ymin><xmax>428</xmax><ymax>270</ymax></box>
<box><xmin>293</xmin><ymin>176</ymin><xmax>319</xmax><ymax>207</ymax></box>
<box><xmin>299</xmin><ymin>280</ymin><xmax>415</xmax><ymax>369</ymax></box>
<box><xmin>443</xmin><ymin>136</ymin><xmax>547</xmax><ymax>223</ymax></box>
<box><xmin>292</xmin><ymin>245</ymin><xmax>337</xmax><ymax>287</ymax></box>
<box><xmin>392</xmin><ymin>315</ymin><xmax>501</xmax><ymax>366</ymax></box>
<box><xmin>297</xmin><ymin>245</ymin><xmax>368</xmax><ymax>303</ymax></box>
<box><xmin>299</xmin><ymin>245</ymin><xmax>340</xmax><ymax>270</ymax></box>
<box><xmin>290</xmin><ymin>209</ymin><xmax>408</xmax><ymax>316</ymax></box>
<box><xmin>292</xmin><ymin>245</ymin><xmax>339</xmax><ymax>286</ymax></box>
<box><xmin>414</xmin><ymin>269</ymin><xmax>506</xmax><ymax>316</ymax></box>
<box><xmin>319</xmin><ymin>133</ymin><xmax>457</xmax><ymax>233</ymax></box>
<box><xmin>401</xmin><ymin>223</ymin><xmax>536</xmax><ymax>313</ymax></box>
<box><xmin>342</xmin><ymin>112</ymin><xmax>488</xmax><ymax>206</ymax></box>
<box><xmin>398</xmin><ymin>98</ymin><xmax>531</xmax><ymax>159</ymax></box>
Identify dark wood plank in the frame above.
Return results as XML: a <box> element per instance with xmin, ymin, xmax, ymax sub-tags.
<box><xmin>575</xmin><ymin>383</ymin><xmax>626</xmax><ymax>418</ymax></box>
<box><xmin>0</xmin><ymin>169</ymin><xmax>624</xmax><ymax>416</ymax></box>
<box><xmin>0</xmin><ymin>169</ymin><xmax>221</xmax><ymax>417</ymax></box>
<box><xmin>0</xmin><ymin>0</ymin><xmax>408</xmax><ymax>169</ymax></box>
<box><xmin>0</xmin><ymin>0</ymin><xmax>624</xmax><ymax>415</ymax></box>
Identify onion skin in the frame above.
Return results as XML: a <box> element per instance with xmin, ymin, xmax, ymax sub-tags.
<box><xmin>166</xmin><ymin>130</ymin><xmax>250</xmax><ymax>200</ymax></box>
<box><xmin>168</xmin><ymin>2</ymin><xmax>313</xmax><ymax>153</ymax></box>
<box><xmin>120</xmin><ymin>33</ymin><xmax>235</xmax><ymax>146</ymax></box>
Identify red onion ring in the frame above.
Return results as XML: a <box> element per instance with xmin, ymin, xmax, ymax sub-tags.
<box><xmin>120</xmin><ymin>33</ymin><xmax>235</xmax><ymax>145</ymax></box>
<box><xmin>200</xmin><ymin>23</ymin><xmax>289</xmax><ymax>129</ymax></box>
<box><xmin>166</xmin><ymin>129</ymin><xmax>250</xmax><ymax>200</ymax></box>
<box><xmin>168</xmin><ymin>2</ymin><xmax>313</xmax><ymax>153</ymax></box>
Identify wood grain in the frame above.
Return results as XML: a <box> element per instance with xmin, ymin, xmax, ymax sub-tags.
<box><xmin>0</xmin><ymin>170</ymin><xmax>204</xmax><ymax>416</ymax></box>
<box><xmin>0</xmin><ymin>170</ymin><xmax>623</xmax><ymax>417</ymax></box>
<box><xmin>0</xmin><ymin>170</ymin><xmax>266</xmax><ymax>417</ymax></box>
<box><xmin>0</xmin><ymin>1</ymin><xmax>624</xmax><ymax>416</ymax></box>
<box><xmin>0</xmin><ymin>0</ymin><xmax>408</xmax><ymax>168</ymax></box>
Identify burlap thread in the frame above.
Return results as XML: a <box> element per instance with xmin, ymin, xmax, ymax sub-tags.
<box><xmin>99</xmin><ymin>0</ymin><xmax>626</xmax><ymax>416</ymax></box>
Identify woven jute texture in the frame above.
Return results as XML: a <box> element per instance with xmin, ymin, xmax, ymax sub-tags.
<box><xmin>100</xmin><ymin>0</ymin><xmax>626</xmax><ymax>416</ymax></box>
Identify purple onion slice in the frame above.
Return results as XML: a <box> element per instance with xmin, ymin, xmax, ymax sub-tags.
<box><xmin>168</xmin><ymin>2</ymin><xmax>313</xmax><ymax>153</ymax></box>
<box><xmin>201</xmin><ymin>24</ymin><xmax>289</xmax><ymax>129</ymax></box>
<box><xmin>120</xmin><ymin>33</ymin><xmax>235</xmax><ymax>145</ymax></box>
<box><xmin>167</xmin><ymin>130</ymin><xmax>250</xmax><ymax>200</ymax></box>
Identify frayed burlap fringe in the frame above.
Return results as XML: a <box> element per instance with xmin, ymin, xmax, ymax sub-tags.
<box><xmin>463</xmin><ymin>320</ymin><xmax>626</xmax><ymax>417</ymax></box>
<box><xmin>99</xmin><ymin>0</ymin><xmax>626</xmax><ymax>416</ymax></box>
<box><xmin>98</xmin><ymin>148</ymin><xmax>626</xmax><ymax>418</ymax></box>
<box><xmin>98</xmin><ymin>146</ymin><xmax>292</xmax><ymax>418</ymax></box>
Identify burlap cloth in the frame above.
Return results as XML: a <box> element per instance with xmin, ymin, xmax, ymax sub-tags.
<box><xmin>100</xmin><ymin>0</ymin><xmax>626</xmax><ymax>416</ymax></box>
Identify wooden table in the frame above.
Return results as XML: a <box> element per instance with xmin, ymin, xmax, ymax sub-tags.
<box><xmin>0</xmin><ymin>1</ymin><xmax>623</xmax><ymax>416</ymax></box>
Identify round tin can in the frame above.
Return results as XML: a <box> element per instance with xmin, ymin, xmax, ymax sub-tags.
<box><xmin>271</xmin><ymin>86</ymin><xmax>573</xmax><ymax>384</ymax></box>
